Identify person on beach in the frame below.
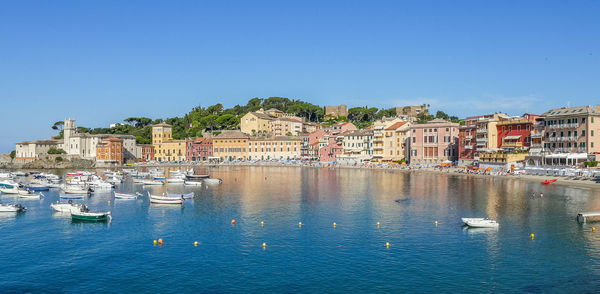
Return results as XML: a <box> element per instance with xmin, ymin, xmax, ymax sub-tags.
<box><xmin>532</xmin><ymin>192</ymin><xmax>536</xmax><ymax>198</ymax></box>
<box><xmin>540</xmin><ymin>193</ymin><xmax>543</xmax><ymax>198</ymax></box>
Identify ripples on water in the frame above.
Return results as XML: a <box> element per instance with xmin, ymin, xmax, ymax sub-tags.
<box><xmin>1</xmin><ymin>166</ymin><xmax>600</xmax><ymax>293</ymax></box>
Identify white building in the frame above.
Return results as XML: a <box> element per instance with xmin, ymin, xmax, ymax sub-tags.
<box><xmin>15</xmin><ymin>139</ymin><xmax>64</xmax><ymax>162</ymax></box>
<box><xmin>63</xmin><ymin>119</ymin><xmax>137</xmax><ymax>161</ymax></box>
<box><xmin>337</xmin><ymin>129</ymin><xmax>374</xmax><ymax>164</ymax></box>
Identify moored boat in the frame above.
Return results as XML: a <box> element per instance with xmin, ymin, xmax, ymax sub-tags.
<box><xmin>0</xmin><ymin>186</ymin><xmax>20</xmax><ymax>194</ymax></box>
<box><xmin>166</xmin><ymin>192</ymin><xmax>194</xmax><ymax>199</ymax></box>
<box><xmin>62</xmin><ymin>185</ymin><xmax>91</xmax><ymax>195</ymax></box>
<box><xmin>0</xmin><ymin>203</ymin><xmax>26</xmax><ymax>213</ymax></box>
<box><xmin>142</xmin><ymin>180</ymin><xmax>164</xmax><ymax>186</ymax></box>
<box><xmin>71</xmin><ymin>211</ymin><xmax>111</xmax><ymax>222</ymax></box>
<box><xmin>24</xmin><ymin>184</ymin><xmax>49</xmax><ymax>191</ymax></box>
<box><xmin>18</xmin><ymin>190</ymin><xmax>43</xmax><ymax>199</ymax></box>
<box><xmin>465</xmin><ymin>219</ymin><xmax>499</xmax><ymax>228</ymax></box>
<box><xmin>51</xmin><ymin>201</ymin><xmax>89</xmax><ymax>213</ymax></box>
<box><xmin>184</xmin><ymin>181</ymin><xmax>202</xmax><ymax>186</ymax></box>
<box><xmin>148</xmin><ymin>192</ymin><xmax>183</xmax><ymax>205</ymax></box>
<box><xmin>114</xmin><ymin>192</ymin><xmax>142</xmax><ymax>199</ymax></box>
<box><xmin>461</xmin><ymin>217</ymin><xmax>485</xmax><ymax>224</ymax></box>
<box><xmin>59</xmin><ymin>193</ymin><xmax>86</xmax><ymax>199</ymax></box>
<box><xmin>203</xmin><ymin>178</ymin><xmax>222</xmax><ymax>185</ymax></box>
<box><xmin>166</xmin><ymin>178</ymin><xmax>185</xmax><ymax>184</ymax></box>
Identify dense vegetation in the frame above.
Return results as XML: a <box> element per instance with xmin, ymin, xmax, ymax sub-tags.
<box><xmin>49</xmin><ymin>97</ymin><xmax>462</xmax><ymax>144</ymax></box>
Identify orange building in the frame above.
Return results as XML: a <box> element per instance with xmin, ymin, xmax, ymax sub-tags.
<box><xmin>96</xmin><ymin>137</ymin><xmax>124</xmax><ymax>164</ymax></box>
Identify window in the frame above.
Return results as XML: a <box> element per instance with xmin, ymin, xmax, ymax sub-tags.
<box><xmin>592</xmin><ymin>130</ymin><xmax>595</xmax><ymax>137</ymax></box>
<box><xmin>582</xmin><ymin>130</ymin><xmax>586</xmax><ymax>137</ymax></box>
<box><xmin>582</xmin><ymin>118</ymin><xmax>586</xmax><ymax>123</ymax></box>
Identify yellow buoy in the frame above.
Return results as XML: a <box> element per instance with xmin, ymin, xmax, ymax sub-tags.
<box><xmin>261</xmin><ymin>221</ymin><xmax>264</xmax><ymax>226</ymax></box>
<box><xmin>593</xmin><ymin>227</ymin><xmax>596</xmax><ymax>232</ymax></box>
<box><xmin>530</xmin><ymin>233</ymin><xmax>535</xmax><ymax>239</ymax></box>
<box><xmin>153</xmin><ymin>240</ymin><xmax>157</xmax><ymax>246</ymax></box>
<box><xmin>194</xmin><ymin>241</ymin><xmax>198</xmax><ymax>246</ymax></box>
<box><xmin>377</xmin><ymin>222</ymin><xmax>380</xmax><ymax>227</ymax></box>
<box><xmin>262</xmin><ymin>242</ymin><xmax>267</xmax><ymax>248</ymax></box>
<box><xmin>385</xmin><ymin>242</ymin><xmax>390</xmax><ymax>248</ymax></box>
<box><xmin>298</xmin><ymin>222</ymin><xmax>303</xmax><ymax>227</ymax></box>
<box><xmin>333</xmin><ymin>222</ymin><xmax>337</xmax><ymax>227</ymax></box>
<box><xmin>56</xmin><ymin>200</ymin><xmax>59</xmax><ymax>204</ymax></box>
<box><xmin>108</xmin><ymin>200</ymin><xmax>110</xmax><ymax>205</ymax></box>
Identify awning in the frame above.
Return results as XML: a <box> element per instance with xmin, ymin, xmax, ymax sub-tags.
<box><xmin>503</xmin><ymin>135</ymin><xmax>521</xmax><ymax>140</ymax></box>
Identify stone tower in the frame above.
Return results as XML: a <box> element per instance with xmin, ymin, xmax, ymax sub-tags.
<box><xmin>63</xmin><ymin>118</ymin><xmax>76</xmax><ymax>154</ymax></box>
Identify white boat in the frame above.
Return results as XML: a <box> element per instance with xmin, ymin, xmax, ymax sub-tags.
<box><xmin>0</xmin><ymin>186</ymin><xmax>20</xmax><ymax>194</ymax></box>
<box><xmin>0</xmin><ymin>203</ymin><xmax>26</xmax><ymax>213</ymax></box>
<box><xmin>166</xmin><ymin>178</ymin><xmax>185</xmax><ymax>184</ymax></box>
<box><xmin>18</xmin><ymin>190</ymin><xmax>43</xmax><ymax>199</ymax></box>
<box><xmin>148</xmin><ymin>192</ymin><xmax>182</xmax><ymax>205</ymax></box>
<box><xmin>51</xmin><ymin>201</ymin><xmax>89</xmax><ymax>213</ymax></box>
<box><xmin>461</xmin><ymin>217</ymin><xmax>485</xmax><ymax>224</ymax></box>
<box><xmin>132</xmin><ymin>178</ymin><xmax>145</xmax><ymax>184</ymax></box>
<box><xmin>142</xmin><ymin>180</ymin><xmax>164</xmax><ymax>186</ymax></box>
<box><xmin>59</xmin><ymin>193</ymin><xmax>86</xmax><ymax>199</ymax></box>
<box><xmin>166</xmin><ymin>192</ymin><xmax>194</xmax><ymax>199</ymax></box>
<box><xmin>203</xmin><ymin>178</ymin><xmax>222</xmax><ymax>185</ymax></box>
<box><xmin>114</xmin><ymin>192</ymin><xmax>142</xmax><ymax>199</ymax></box>
<box><xmin>0</xmin><ymin>180</ymin><xmax>18</xmax><ymax>188</ymax></box>
<box><xmin>184</xmin><ymin>181</ymin><xmax>202</xmax><ymax>186</ymax></box>
<box><xmin>465</xmin><ymin>219</ymin><xmax>499</xmax><ymax>228</ymax></box>
<box><xmin>62</xmin><ymin>185</ymin><xmax>91</xmax><ymax>195</ymax></box>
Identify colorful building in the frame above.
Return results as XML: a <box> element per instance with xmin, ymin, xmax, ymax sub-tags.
<box><xmin>212</xmin><ymin>130</ymin><xmax>250</xmax><ymax>161</ymax></box>
<box><xmin>408</xmin><ymin>119</ymin><xmax>459</xmax><ymax>165</ymax></box>
<box><xmin>318</xmin><ymin>134</ymin><xmax>343</xmax><ymax>162</ymax></box>
<box><xmin>272</xmin><ymin>117</ymin><xmax>303</xmax><ymax>136</ymax></box>
<box><xmin>186</xmin><ymin>138</ymin><xmax>213</xmax><ymax>162</ymax></box>
<box><xmin>138</xmin><ymin>144</ymin><xmax>155</xmax><ymax>162</ymax></box>
<box><xmin>496</xmin><ymin>114</ymin><xmax>539</xmax><ymax>152</ymax></box>
<box><xmin>337</xmin><ymin>129</ymin><xmax>374</xmax><ymax>163</ymax></box>
<box><xmin>96</xmin><ymin>137</ymin><xmax>124</xmax><ymax>165</ymax></box>
<box><xmin>301</xmin><ymin>129</ymin><xmax>328</xmax><ymax>160</ymax></box>
<box><xmin>383</xmin><ymin>121</ymin><xmax>410</xmax><ymax>162</ymax></box>
<box><xmin>474</xmin><ymin>113</ymin><xmax>509</xmax><ymax>159</ymax></box>
<box><xmin>152</xmin><ymin>123</ymin><xmax>185</xmax><ymax>162</ymax></box>
<box><xmin>247</xmin><ymin>136</ymin><xmax>301</xmax><ymax>160</ymax></box>
<box><xmin>371</xmin><ymin>118</ymin><xmax>407</xmax><ymax>162</ymax></box>
<box><xmin>458</xmin><ymin>116</ymin><xmax>480</xmax><ymax>164</ymax></box>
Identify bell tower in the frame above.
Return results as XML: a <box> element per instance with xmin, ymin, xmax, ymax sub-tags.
<box><xmin>64</xmin><ymin>118</ymin><xmax>76</xmax><ymax>154</ymax></box>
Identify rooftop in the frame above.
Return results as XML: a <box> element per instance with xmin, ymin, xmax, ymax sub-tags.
<box><xmin>542</xmin><ymin>105</ymin><xmax>600</xmax><ymax>117</ymax></box>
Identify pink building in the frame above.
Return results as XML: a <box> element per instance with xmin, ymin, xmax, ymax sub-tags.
<box><xmin>301</xmin><ymin>129</ymin><xmax>328</xmax><ymax>160</ymax></box>
<box><xmin>331</xmin><ymin>122</ymin><xmax>357</xmax><ymax>134</ymax></box>
<box><xmin>186</xmin><ymin>138</ymin><xmax>213</xmax><ymax>162</ymax></box>
<box><xmin>318</xmin><ymin>136</ymin><xmax>343</xmax><ymax>162</ymax></box>
<box><xmin>408</xmin><ymin>119</ymin><xmax>460</xmax><ymax>165</ymax></box>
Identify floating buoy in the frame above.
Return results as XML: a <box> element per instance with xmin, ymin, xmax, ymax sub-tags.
<box><xmin>262</xmin><ymin>242</ymin><xmax>267</xmax><ymax>248</ymax></box>
<box><xmin>158</xmin><ymin>238</ymin><xmax>163</xmax><ymax>246</ymax></box>
<box><xmin>56</xmin><ymin>200</ymin><xmax>59</xmax><ymax>204</ymax></box>
<box><xmin>153</xmin><ymin>240</ymin><xmax>157</xmax><ymax>246</ymax></box>
<box><xmin>108</xmin><ymin>200</ymin><xmax>110</xmax><ymax>205</ymax></box>
<box><xmin>231</xmin><ymin>219</ymin><xmax>236</xmax><ymax>225</ymax></box>
<box><xmin>260</xmin><ymin>221</ymin><xmax>264</xmax><ymax>226</ymax></box>
<box><xmin>593</xmin><ymin>227</ymin><xmax>596</xmax><ymax>232</ymax></box>
<box><xmin>298</xmin><ymin>222</ymin><xmax>302</xmax><ymax>227</ymax></box>
<box><xmin>377</xmin><ymin>222</ymin><xmax>380</xmax><ymax>227</ymax></box>
<box><xmin>530</xmin><ymin>234</ymin><xmax>535</xmax><ymax>239</ymax></box>
<box><xmin>385</xmin><ymin>242</ymin><xmax>390</xmax><ymax>248</ymax></box>
<box><xmin>194</xmin><ymin>241</ymin><xmax>198</xmax><ymax>246</ymax></box>
<box><xmin>435</xmin><ymin>221</ymin><xmax>438</xmax><ymax>226</ymax></box>
<box><xmin>333</xmin><ymin>222</ymin><xmax>337</xmax><ymax>227</ymax></box>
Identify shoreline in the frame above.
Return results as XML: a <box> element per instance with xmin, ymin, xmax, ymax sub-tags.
<box><xmin>5</xmin><ymin>160</ymin><xmax>600</xmax><ymax>189</ymax></box>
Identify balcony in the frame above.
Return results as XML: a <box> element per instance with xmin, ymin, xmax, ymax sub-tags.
<box><xmin>501</xmin><ymin>141</ymin><xmax>523</xmax><ymax>147</ymax></box>
<box><xmin>476</xmin><ymin>138</ymin><xmax>488</xmax><ymax>143</ymax></box>
<box><xmin>476</xmin><ymin>129</ymin><xmax>488</xmax><ymax>134</ymax></box>
<box><xmin>546</xmin><ymin>123</ymin><xmax>579</xmax><ymax>129</ymax></box>
<box><xmin>530</xmin><ymin>133</ymin><xmax>543</xmax><ymax>138</ymax></box>
<box><xmin>464</xmin><ymin>145</ymin><xmax>473</xmax><ymax>149</ymax></box>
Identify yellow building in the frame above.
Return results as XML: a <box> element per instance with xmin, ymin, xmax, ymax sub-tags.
<box><xmin>152</xmin><ymin>123</ymin><xmax>185</xmax><ymax>162</ymax></box>
<box><xmin>240</xmin><ymin>110</ymin><xmax>274</xmax><ymax>135</ymax></box>
<box><xmin>248</xmin><ymin>136</ymin><xmax>301</xmax><ymax>160</ymax></box>
<box><xmin>383</xmin><ymin>121</ymin><xmax>410</xmax><ymax>162</ymax></box>
<box><xmin>212</xmin><ymin>130</ymin><xmax>250</xmax><ymax>161</ymax></box>
<box><xmin>372</xmin><ymin>117</ymin><xmax>407</xmax><ymax>162</ymax></box>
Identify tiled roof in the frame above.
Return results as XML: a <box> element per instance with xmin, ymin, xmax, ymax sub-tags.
<box><xmin>384</xmin><ymin>121</ymin><xmax>408</xmax><ymax>130</ymax></box>
<box><xmin>340</xmin><ymin>130</ymin><xmax>374</xmax><ymax>136</ymax></box>
<box><xmin>153</xmin><ymin>122</ymin><xmax>171</xmax><ymax>127</ymax></box>
<box><xmin>542</xmin><ymin>105</ymin><xmax>600</xmax><ymax>117</ymax></box>
<box><xmin>214</xmin><ymin>130</ymin><xmax>250</xmax><ymax>139</ymax></box>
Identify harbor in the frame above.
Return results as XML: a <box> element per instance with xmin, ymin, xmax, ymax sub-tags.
<box><xmin>1</xmin><ymin>166</ymin><xmax>600</xmax><ymax>292</ymax></box>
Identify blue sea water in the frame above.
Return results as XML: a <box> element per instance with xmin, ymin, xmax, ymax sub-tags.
<box><xmin>1</xmin><ymin>166</ymin><xmax>600</xmax><ymax>293</ymax></box>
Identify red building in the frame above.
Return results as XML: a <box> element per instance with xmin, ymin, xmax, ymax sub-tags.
<box><xmin>139</xmin><ymin>144</ymin><xmax>155</xmax><ymax>162</ymax></box>
<box><xmin>186</xmin><ymin>138</ymin><xmax>213</xmax><ymax>162</ymax></box>
<box><xmin>458</xmin><ymin>116</ymin><xmax>480</xmax><ymax>164</ymax></box>
<box><xmin>496</xmin><ymin>114</ymin><xmax>539</xmax><ymax>151</ymax></box>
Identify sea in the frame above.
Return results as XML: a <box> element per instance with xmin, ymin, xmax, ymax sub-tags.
<box><xmin>1</xmin><ymin>166</ymin><xmax>599</xmax><ymax>293</ymax></box>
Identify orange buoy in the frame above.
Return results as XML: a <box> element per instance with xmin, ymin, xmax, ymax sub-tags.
<box><xmin>231</xmin><ymin>219</ymin><xmax>236</xmax><ymax>225</ymax></box>
<box><xmin>158</xmin><ymin>238</ymin><xmax>163</xmax><ymax>246</ymax></box>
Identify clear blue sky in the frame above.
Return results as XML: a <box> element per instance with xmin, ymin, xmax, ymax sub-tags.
<box><xmin>1</xmin><ymin>0</ymin><xmax>599</xmax><ymax>152</ymax></box>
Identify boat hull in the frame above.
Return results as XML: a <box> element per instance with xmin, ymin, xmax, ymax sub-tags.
<box><xmin>71</xmin><ymin>213</ymin><xmax>110</xmax><ymax>221</ymax></box>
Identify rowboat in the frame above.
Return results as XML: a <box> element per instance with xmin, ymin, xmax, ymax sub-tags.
<box><xmin>0</xmin><ymin>203</ymin><xmax>26</xmax><ymax>213</ymax></box>
<box><xmin>51</xmin><ymin>202</ymin><xmax>89</xmax><ymax>213</ymax></box>
<box><xmin>114</xmin><ymin>192</ymin><xmax>142</xmax><ymax>199</ymax></box>
<box><xmin>465</xmin><ymin>219</ymin><xmax>499</xmax><ymax>228</ymax></box>
<box><xmin>71</xmin><ymin>211</ymin><xmax>111</xmax><ymax>222</ymax></box>
<box><xmin>59</xmin><ymin>193</ymin><xmax>86</xmax><ymax>199</ymax></box>
<box><xmin>166</xmin><ymin>192</ymin><xmax>194</xmax><ymax>199</ymax></box>
<box><xmin>186</xmin><ymin>174</ymin><xmax>209</xmax><ymax>180</ymax></box>
<box><xmin>148</xmin><ymin>192</ymin><xmax>182</xmax><ymax>205</ymax></box>
<box><xmin>203</xmin><ymin>178</ymin><xmax>222</xmax><ymax>185</ymax></box>
<box><xmin>184</xmin><ymin>181</ymin><xmax>202</xmax><ymax>186</ymax></box>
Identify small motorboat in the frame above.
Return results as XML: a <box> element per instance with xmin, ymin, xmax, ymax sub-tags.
<box><xmin>166</xmin><ymin>178</ymin><xmax>185</xmax><ymax>184</ymax></box>
<box><xmin>51</xmin><ymin>201</ymin><xmax>89</xmax><ymax>214</ymax></box>
<box><xmin>62</xmin><ymin>185</ymin><xmax>91</xmax><ymax>195</ymax></box>
<box><xmin>184</xmin><ymin>181</ymin><xmax>202</xmax><ymax>186</ymax></box>
<box><xmin>166</xmin><ymin>192</ymin><xmax>194</xmax><ymax>199</ymax></box>
<box><xmin>153</xmin><ymin>176</ymin><xmax>166</xmax><ymax>180</ymax></box>
<box><xmin>465</xmin><ymin>219</ymin><xmax>499</xmax><ymax>228</ymax></box>
<box><xmin>142</xmin><ymin>180</ymin><xmax>164</xmax><ymax>186</ymax></box>
<box><xmin>114</xmin><ymin>192</ymin><xmax>142</xmax><ymax>199</ymax></box>
<box><xmin>71</xmin><ymin>211</ymin><xmax>111</xmax><ymax>222</ymax></box>
<box><xmin>541</xmin><ymin>179</ymin><xmax>558</xmax><ymax>185</ymax></box>
<box><xmin>148</xmin><ymin>192</ymin><xmax>183</xmax><ymax>205</ymax></box>
<box><xmin>461</xmin><ymin>217</ymin><xmax>485</xmax><ymax>224</ymax></box>
<box><xmin>59</xmin><ymin>193</ymin><xmax>86</xmax><ymax>199</ymax></box>
<box><xmin>18</xmin><ymin>189</ymin><xmax>43</xmax><ymax>199</ymax></box>
<box><xmin>203</xmin><ymin>178</ymin><xmax>222</xmax><ymax>185</ymax></box>
<box><xmin>0</xmin><ymin>203</ymin><xmax>26</xmax><ymax>213</ymax></box>
<box><xmin>0</xmin><ymin>186</ymin><xmax>20</xmax><ymax>194</ymax></box>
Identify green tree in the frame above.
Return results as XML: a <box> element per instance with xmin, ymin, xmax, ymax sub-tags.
<box><xmin>48</xmin><ymin>147</ymin><xmax>66</xmax><ymax>154</ymax></box>
<box><xmin>9</xmin><ymin>150</ymin><xmax>15</xmax><ymax>159</ymax></box>
<box><xmin>435</xmin><ymin>111</ymin><xmax>450</xmax><ymax>120</ymax></box>
<box><xmin>51</xmin><ymin>121</ymin><xmax>64</xmax><ymax>131</ymax></box>
<box><xmin>216</xmin><ymin>114</ymin><xmax>240</xmax><ymax>129</ymax></box>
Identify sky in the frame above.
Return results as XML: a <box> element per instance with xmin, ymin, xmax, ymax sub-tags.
<box><xmin>1</xmin><ymin>0</ymin><xmax>599</xmax><ymax>152</ymax></box>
